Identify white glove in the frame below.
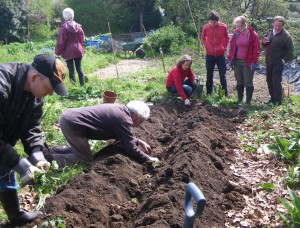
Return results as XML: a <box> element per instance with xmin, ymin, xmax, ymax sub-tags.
<box><xmin>184</xmin><ymin>99</ymin><xmax>191</xmax><ymax>105</ymax></box>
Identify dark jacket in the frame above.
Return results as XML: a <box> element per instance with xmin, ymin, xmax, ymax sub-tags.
<box><xmin>228</xmin><ymin>26</ymin><xmax>260</xmax><ymax>68</ymax></box>
<box><xmin>62</xmin><ymin>104</ymin><xmax>151</xmax><ymax>163</ymax></box>
<box><xmin>263</xmin><ymin>28</ymin><xmax>294</xmax><ymax>65</ymax></box>
<box><xmin>55</xmin><ymin>20</ymin><xmax>85</xmax><ymax>60</ymax></box>
<box><xmin>0</xmin><ymin>63</ymin><xmax>44</xmax><ymax>168</ymax></box>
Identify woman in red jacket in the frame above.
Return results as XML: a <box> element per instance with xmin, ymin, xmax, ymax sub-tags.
<box><xmin>166</xmin><ymin>55</ymin><xmax>196</xmax><ymax>105</ymax></box>
<box><xmin>55</xmin><ymin>8</ymin><xmax>85</xmax><ymax>86</ymax></box>
<box><xmin>228</xmin><ymin>14</ymin><xmax>260</xmax><ymax>105</ymax></box>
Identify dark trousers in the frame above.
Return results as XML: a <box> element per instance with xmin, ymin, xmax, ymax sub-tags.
<box><xmin>66</xmin><ymin>57</ymin><xmax>85</xmax><ymax>86</ymax></box>
<box><xmin>205</xmin><ymin>55</ymin><xmax>228</xmax><ymax>96</ymax></box>
<box><xmin>266</xmin><ymin>61</ymin><xmax>284</xmax><ymax>103</ymax></box>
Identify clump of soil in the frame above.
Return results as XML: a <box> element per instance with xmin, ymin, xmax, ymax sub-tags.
<box><xmin>23</xmin><ymin>100</ymin><xmax>247</xmax><ymax>228</ymax></box>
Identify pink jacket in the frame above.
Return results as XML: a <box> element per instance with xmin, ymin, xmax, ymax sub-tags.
<box><xmin>201</xmin><ymin>22</ymin><xmax>229</xmax><ymax>57</ymax></box>
<box><xmin>228</xmin><ymin>26</ymin><xmax>260</xmax><ymax>68</ymax></box>
<box><xmin>55</xmin><ymin>20</ymin><xmax>85</xmax><ymax>60</ymax></box>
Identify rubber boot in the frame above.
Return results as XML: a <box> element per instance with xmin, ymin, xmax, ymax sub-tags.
<box><xmin>236</xmin><ymin>85</ymin><xmax>244</xmax><ymax>106</ymax></box>
<box><xmin>246</xmin><ymin>86</ymin><xmax>254</xmax><ymax>105</ymax></box>
<box><xmin>0</xmin><ymin>190</ymin><xmax>42</xmax><ymax>227</ymax></box>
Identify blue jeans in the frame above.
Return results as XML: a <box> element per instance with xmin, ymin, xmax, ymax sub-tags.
<box><xmin>205</xmin><ymin>55</ymin><xmax>228</xmax><ymax>96</ymax></box>
<box><xmin>66</xmin><ymin>57</ymin><xmax>85</xmax><ymax>86</ymax></box>
<box><xmin>0</xmin><ymin>166</ymin><xmax>18</xmax><ymax>192</ymax></box>
<box><xmin>167</xmin><ymin>79</ymin><xmax>195</xmax><ymax>98</ymax></box>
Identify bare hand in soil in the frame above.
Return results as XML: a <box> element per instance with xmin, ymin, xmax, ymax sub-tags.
<box><xmin>138</xmin><ymin>140</ymin><xmax>152</xmax><ymax>154</ymax></box>
<box><xmin>184</xmin><ymin>99</ymin><xmax>191</xmax><ymax>105</ymax></box>
<box><xmin>148</xmin><ymin>156</ymin><xmax>160</xmax><ymax>163</ymax></box>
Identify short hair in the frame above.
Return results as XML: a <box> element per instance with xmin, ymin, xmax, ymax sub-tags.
<box><xmin>233</xmin><ymin>14</ymin><xmax>248</xmax><ymax>25</ymax></box>
<box><xmin>176</xmin><ymin>55</ymin><xmax>192</xmax><ymax>67</ymax></box>
<box><xmin>208</xmin><ymin>11</ymin><xmax>219</xmax><ymax>21</ymax></box>
<box><xmin>273</xmin><ymin>16</ymin><xmax>285</xmax><ymax>25</ymax></box>
<box><xmin>126</xmin><ymin>100</ymin><xmax>150</xmax><ymax>120</ymax></box>
<box><xmin>63</xmin><ymin>8</ymin><xmax>74</xmax><ymax>20</ymax></box>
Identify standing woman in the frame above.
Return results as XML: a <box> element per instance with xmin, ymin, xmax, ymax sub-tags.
<box><xmin>55</xmin><ymin>8</ymin><xmax>85</xmax><ymax>86</ymax></box>
<box><xmin>166</xmin><ymin>55</ymin><xmax>197</xmax><ymax>105</ymax></box>
<box><xmin>228</xmin><ymin>14</ymin><xmax>260</xmax><ymax>105</ymax></box>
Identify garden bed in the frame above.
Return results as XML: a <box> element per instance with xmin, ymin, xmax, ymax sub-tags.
<box><xmin>24</xmin><ymin>100</ymin><xmax>248</xmax><ymax>227</ymax></box>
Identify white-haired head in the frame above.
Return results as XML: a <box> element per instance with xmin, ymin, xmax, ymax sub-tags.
<box><xmin>63</xmin><ymin>8</ymin><xmax>74</xmax><ymax>20</ymax></box>
<box><xmin>126</xmin><ymin>100</ymin><xmax>150</xmax><ymax>120</ymax></box>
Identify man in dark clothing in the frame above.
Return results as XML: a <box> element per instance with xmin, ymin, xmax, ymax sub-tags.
<box><xmin>262</xmin><ymin>16</ymin><xmax>294</xmax><ymax>105</ymax></box>
<box><xmin>0</xmin><ymin>54</ymin><xmax>68</xmax><ymax>227</ymax></box>
<box><xmin>44</xmin><ymin>101</ymin><xmax>159</xmax><ymax>167</ymax></box>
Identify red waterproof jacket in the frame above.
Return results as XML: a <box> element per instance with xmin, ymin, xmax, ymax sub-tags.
<box><xmin>228</xmin><ymin>26</ymin><xmax>260</xmax><ymax>68</ymax></box>
<box><xmin>166</xmin><ymin>66</ymin><xmax>195</xmax><ymax>101</ymax></box>
<box><xmin>55</xmin><ymin>20</ymin><xmax>85</xmax><ymax>60</ymax></box>
<box><xmin>201</xmin><ymin>22</ymin><xmax>229</xmax><ymax>57</ymax></box>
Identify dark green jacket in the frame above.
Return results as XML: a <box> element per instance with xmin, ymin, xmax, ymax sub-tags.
<box><xmin>263</xmin><ymin>28</ymin><xmax>294</xmax><ymax>65</ymax></box>
<box><xmin>0</xmin><ymin>62</ymin><xmax>44</xmax><ymax>169</ymax></box>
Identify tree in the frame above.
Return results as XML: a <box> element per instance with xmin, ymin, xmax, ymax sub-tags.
<box><xmin>0</xmin><ymin>0</ymin><xmax>27</xmax><ymax>43</ymax></box>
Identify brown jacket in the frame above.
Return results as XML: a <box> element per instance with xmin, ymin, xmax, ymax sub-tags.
<box><xmin>62</xmin><ymin>104</ymin><xmax>150</xmax><ymax>163</ymax></box>
<box><xmin>263</xmin><ymin>28</ymin><xmax>294</xmax><ymax>65</ymax></box>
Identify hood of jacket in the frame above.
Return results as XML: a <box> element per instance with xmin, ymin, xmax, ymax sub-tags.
<box><xmin>61</xmin><ymin>20</ymin><xmax>81</xmax><ymax>33</ymax></box>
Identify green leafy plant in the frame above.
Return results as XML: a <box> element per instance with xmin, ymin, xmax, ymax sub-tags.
<box><xmin>267</xmin><ymin>134</ymin><xmax>300</xmax><ymax>162</ymax></box>
<box><xmin>39</xmin><ymin>216</ymin><xmax>65</xmax><ymax>228</ymax></box>
<box><xmin>283</xmin><ymin>166</ymin><xmax>300</xmax><ymax>189</ymax></box>
<box><xmin>143</xmin><ymin>25</ymin><xmax>186</xmax><ymax>54</ymax></box>
<box><xmin>34</xmin><ymin>162</ymin><xmax>86</xmax><ymax>196</ymax></box>
<box><xmin>279</xmin><ymin>187</ymin><xmax>300</xmax><ymax>226</ymax></box>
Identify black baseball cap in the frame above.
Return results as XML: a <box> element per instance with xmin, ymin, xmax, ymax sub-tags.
<box><xmin>32</xmin><ymin>54</ymin><xmax>68</xmax><ymax>96</ymax></box>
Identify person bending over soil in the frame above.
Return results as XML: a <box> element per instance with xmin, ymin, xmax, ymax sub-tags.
<box><xmin>44</xmin><ymin>101</ymin><xmax>159</xmax><ymax>166</ymax></box>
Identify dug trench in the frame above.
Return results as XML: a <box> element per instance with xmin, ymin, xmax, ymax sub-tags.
<box><xmin>23</xmin><ymin>100</ymin><xmax>250</xmax><ymax>228</ymax></box>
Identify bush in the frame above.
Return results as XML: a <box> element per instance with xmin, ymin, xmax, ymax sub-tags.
<box><xmin>143</xmin><ymin>25</ymin><xmax>186</xmax><ymax>54</ymax></box>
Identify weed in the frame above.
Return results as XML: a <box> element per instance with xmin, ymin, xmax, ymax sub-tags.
<box><xmin>279</xmin><ymin>187</ymin><xmax>300</xmax><ymax>226</ymax></box>
<box><xmin>283</xmin><ymin>166</ymin><xmax>300</xmax><ymax>189</ymax></box>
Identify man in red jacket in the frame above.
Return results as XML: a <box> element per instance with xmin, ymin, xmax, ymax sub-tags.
<box><xmin>202</xmin><ymin>11</ymin><xmax>229</xmax><ymax>96</ymax></box>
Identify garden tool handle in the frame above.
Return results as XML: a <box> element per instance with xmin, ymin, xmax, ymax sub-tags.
<box><xmin>183</xmin><ymin>182</ymin><xmax>206</xmax><ymax>228</ymax></box>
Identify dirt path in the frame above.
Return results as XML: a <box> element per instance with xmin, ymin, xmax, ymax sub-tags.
<box><xmin>90</xmin><ymin>59</ymin><xmax>155</xmax><ymax>79</ymax></box>
<box><xmin>92</xmin><ymin>58</ymin><xmax>297</xmax><ymax>102</ymax></box>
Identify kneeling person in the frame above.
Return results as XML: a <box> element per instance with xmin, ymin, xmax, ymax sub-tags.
<box><xmin>46</xmin><ymin>101</ymin><xmax>159</xmax><ymax>166</ymax></box>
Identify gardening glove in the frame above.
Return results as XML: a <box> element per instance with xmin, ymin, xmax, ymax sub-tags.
<box><xmin>28</xmin><ymin>147</ymin><xmax>50</xmax><ymax>170</ymax></box>
<box><xmin>250</xmin><ymin>63</ymin><xmax>257</xmax><ymax>71</ymax></box>
<box><xmin>184</xmin><ymin>99</ymin><xmax>191</xmax><ymax>105</ymax></box>
<box><xmin>226</xmin><ymin>61</ymin><xmax>231</xmax><ymax>70</ymax></box>
<box><xmin>12</xmin><ymin>158</ymin><xmax>42</xmax><ymax>186</ymax></box>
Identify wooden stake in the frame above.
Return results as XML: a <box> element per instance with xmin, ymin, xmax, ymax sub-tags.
<box><xmin>159</xmin><ymin>47</ymin><xmax>166</xmax><ymax>74</ymax></box>
<box><xmin>108</xmin><ymin>22</ymin><xmax>119</xmax><ymax>78</ymax></box>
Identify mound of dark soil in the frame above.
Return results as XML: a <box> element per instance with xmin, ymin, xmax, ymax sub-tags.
<box><xmin>23</xmin><ymin>101</ymin><xmax>248</xmax><ymax>228</ymax></box>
